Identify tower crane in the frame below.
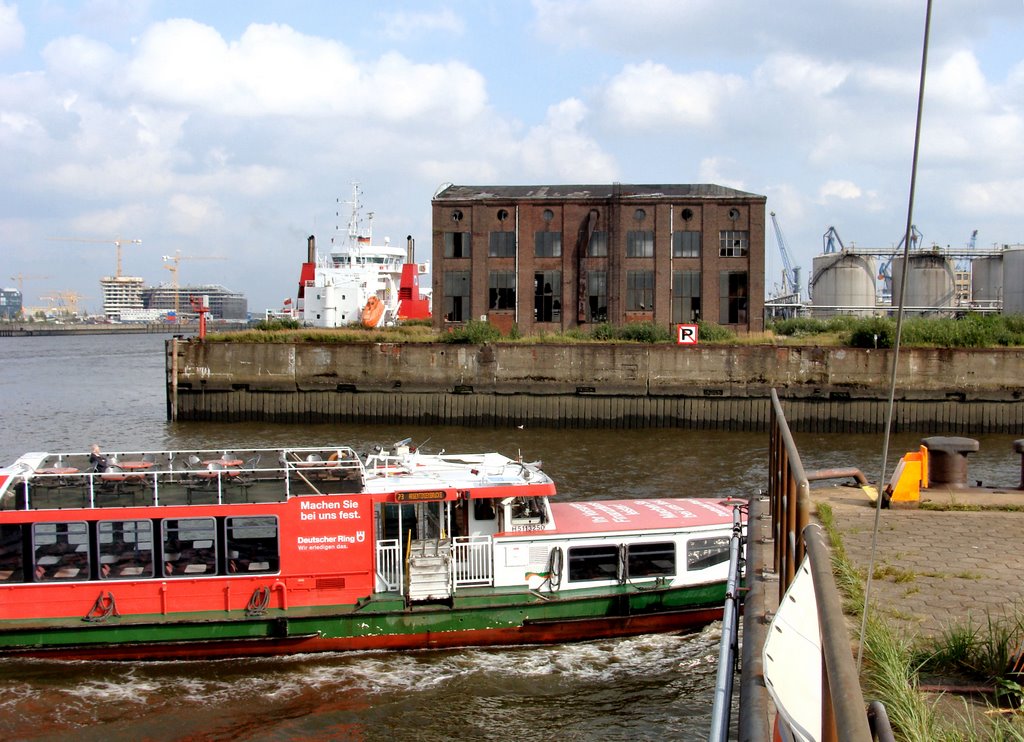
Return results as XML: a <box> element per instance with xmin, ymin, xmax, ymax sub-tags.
<box><xmin>40</xmin><ymin>291</ymin><xmax>87</xmax><ymax>317</ymax></box>
<box><xmin>9</xmin><ymin>273</ymin><xmax>51</xmax><ymax>294</ymax></box>
<box><xmin>161</xmin><ymin>251</ymin><xmax>226</xmax><ymax>315</ymax></box>
<box><xmin>47</xmin><ymin>237</ymin><xmax>142</xmax><ymax>277</ymax></box>
<box><xmin>769</xmin><ymin>211</ymin><xmax>802</xmax><ymax>301</ymax></box>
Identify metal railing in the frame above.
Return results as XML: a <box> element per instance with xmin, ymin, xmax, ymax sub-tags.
<box><xmin>451</xmin><ymin>535</ymin><xmax>493</xmax><ymax>587</ymax></box>
<box><xmin>375</xmin><ymin>539</ymin><xmax>402</xmax><ymax>592</ymax></box>
<box><xmin>736</xmin><ymin>389</ymin><xmax>878</xmax><ymax>741</ymax></box>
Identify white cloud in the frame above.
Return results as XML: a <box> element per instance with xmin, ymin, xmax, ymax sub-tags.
<box><xmin>958</xmin><ymin>179</ymin><xmax>1024</xmax><ymax>215</ymax></box>
<box><xmin>755</xmin><ymin>53</ymin><xmax>848</xmax><ymax>97</ymax></box>
<box><xmin>519</xmin><ymin>98</ymin><xmax>617</xmax><ymax>180</ymax></box>
<box><xmin>927</xmin><ymin>49</ymin><xmax>990</xmax><ymax>108</ymax></box>
<box><xmin>698</xmin><ymin>157</ymin><xmax>745</xmax><ymax>191</ymax></box>
<box><xmin>818</xmin><ymin>180</ymin><xmax>862</xmax><ymax>201</ymax></box>
<box><xmin>120</xmin><ymin>20</ymin><xmax>489</xmax><ymax>124</ymax></box>
<box><xmin>0</xmin><ymin>1</ymin><xmax>24</xmax><ymax>55</ymax></box>
<box><xmin>42</xmin><ymin>35</ymin><xmax>121</xmax><ymax>87</ymax></box>
<box><xmin>167</xmin><ymin>193</ymin><xmax>223</xmax><ymax>235</ymax></box>
<box><xmin>380</xmin><ymin>8</ymin><xmax>464</xmax><ymax>41</ymax></box>
<box><xmin>601</xmin><ymin>62</ymin><xmax>744</xmax><ymax>130</ymax></box>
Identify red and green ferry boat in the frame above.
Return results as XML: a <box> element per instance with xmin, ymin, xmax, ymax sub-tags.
<box><xmin>0</xmin><ymin>441</ymin><xmax>740</xmax><ymax>660</ymax></box>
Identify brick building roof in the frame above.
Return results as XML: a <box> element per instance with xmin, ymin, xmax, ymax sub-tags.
<box><xmin>432</xmin><ymin>183</ymin><xmax>765</xmax><ymax>202</ymax></box>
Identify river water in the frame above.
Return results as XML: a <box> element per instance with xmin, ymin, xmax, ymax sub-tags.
<box><xmin>1</xmin><ymin>333</ymin><xmax>1020</xmax><ymax>741</ymax></box>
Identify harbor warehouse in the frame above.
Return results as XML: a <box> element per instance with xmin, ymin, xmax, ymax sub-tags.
<box><xmin>431</xmin><ymin>184</ymin><xmax>767</xmax><ymax>335</ymax></box>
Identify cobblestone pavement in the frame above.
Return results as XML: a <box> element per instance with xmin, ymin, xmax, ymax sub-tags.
<box><xmin>815</xmin><ymin>488</ymin><xmax>1024</xmax><ymax>640</ymax></box>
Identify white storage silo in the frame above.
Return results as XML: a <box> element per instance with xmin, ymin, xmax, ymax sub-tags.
<box><xmin>892</xmin><ymin>254</ymin><xmax>955</xmax><ymax>312</ymax></box>
<box><xmin>970</xmin><ymin>255</ymin><xmax>1003</xmax><ymax>309</ymax></box>
<box><xmin>809</xmin><ymin>253</ymin><xmax>876</xmax><ymax>317</ymax></box>
<box><xmin>1003</xmin><ymin>247</ymin><xmax>1024</xmax><ymax>315</ymax></box>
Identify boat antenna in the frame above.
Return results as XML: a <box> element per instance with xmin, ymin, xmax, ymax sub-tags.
<box><xmin>857</xmin><ymin>0</ymin><xmax>933</xmax><ymax>673</ymax></box>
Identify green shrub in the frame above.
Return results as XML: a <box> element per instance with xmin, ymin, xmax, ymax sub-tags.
<box><xmin>440</xmin><ymin>320</ymin><xmax>502</xmax><ymax>344</ymax></box>
<box><xmin>252</xmin><ymin>317</ymin><xmax>300</xmax><ymax>331</ymax></box>
<box><xmin>771</xmin><ymin>317</ymin><xmax>831</xmax><ymax>336</ymax></box>
<box><xmin>696</xmin><ymin>321</ymin><xmax>736</xmax><ymax>343</ymax></box>
<box><xmin>616</xmin><ymin>321</ymin><xmax>673</xmax><ymax>343</ymax></box>
<box><xmin>588</xmin><ymin>323</ymin><xmax>617</xmax><ymax>341</ymax></box>
<box><xmin>848</xmin><ymin>317</ymin><xmax>896</xmax><ymax>348</ymax></box>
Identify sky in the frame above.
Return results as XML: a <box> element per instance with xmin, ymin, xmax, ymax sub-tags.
<box><xmin>2</xmin><ymin>0</ymin><xmax>1023</xmax><ymax>314</ymax></box>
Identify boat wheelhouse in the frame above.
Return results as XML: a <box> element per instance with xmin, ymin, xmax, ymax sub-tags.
<box><xmin>0</xmin><ymin>442</ymin><xmax>740</xmax><ymax>660</ymax></box>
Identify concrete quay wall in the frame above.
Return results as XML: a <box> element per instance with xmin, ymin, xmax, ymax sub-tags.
<box><xmin>167</xmin><ymin>341</ymin><xmax>1024</xmax><ymax>433</ymax></box>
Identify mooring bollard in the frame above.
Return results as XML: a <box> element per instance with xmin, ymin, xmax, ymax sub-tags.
<box><xmin>921</xmin><ymin>436</ymin><xmax>980</xmax><ymax>488</ymax></box>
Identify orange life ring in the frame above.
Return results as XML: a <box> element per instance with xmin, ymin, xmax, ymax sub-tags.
<box><xmin>361</xmin><ymin>296</ymin><xmax>384</xmax><ymax>328</ymax></box>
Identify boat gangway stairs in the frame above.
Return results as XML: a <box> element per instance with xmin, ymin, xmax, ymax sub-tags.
<box><xmin>710</xmin><ymin>389</ymin><xmax>894</xmax><ymax>741</ymax></box>
<box><xmin>406</xmin><ymin>539</ymin><xmax>452</xmax><ymax>602</ymax></box>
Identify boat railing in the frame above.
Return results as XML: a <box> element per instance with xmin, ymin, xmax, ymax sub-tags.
<box><xmin>451</xmin><ymin>535</ymin><xmax>493</xmax><ymax>588</ymax></box>
<box><xmin>735</xmin><ymin>389</ymin><xmax>877</xmax><ymax>741</ymax></box>
<box><xmin>375</xmin><ymin>539</ymin><xmax>403</xmax><ymax>593</ymax></box>
<box><xmin>4</xmin><ymin>446</ymin><xmax>366</xmax><ymax>511</ymax></box>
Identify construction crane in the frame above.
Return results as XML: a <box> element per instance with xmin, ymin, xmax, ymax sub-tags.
<box><xmin>9</xmin><ymin>273</ymin><xmax>51</xmax><ymax>295</ymax></box>
<box><xmin>769</xmin><ymin>211</ymin><xmax>801</xmax><ymax>301</ymax></box>
<box><xmin>161</xmin><ymin>251</ymin><xmax>226</xmax><ymax>315</ymax></box>
<box><xmin>40</xmin><ymin>291</ymin><xmax>87</xmax><ymax>317</ymax></box>
<box><xmin>822</xmin><ymin>226</ymin><xmax>846</xmax><ymax>254</ymax></box>
<box><xmin>47</xmin><ymin>237</ymin><xmax>142</xmax><ymax>277</ymax></box>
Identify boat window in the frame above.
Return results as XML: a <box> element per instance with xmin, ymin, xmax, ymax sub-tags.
<box><xmin>98</xmin><ymin>520</ymin><xmax>154</xmax><ymax>580</ymax></box>
<box><xmin>687</xmin><ymin>536</ymin><xmax>731</xmax><ymax>571</ymax></box>
<box><xmin>568</xmin><ymin>545</ymin><xmax>618</xmax><ymax>582</ymax></box>
<box><xmin>473</xmin><ymin>498</ymin><xmax>496</xmax><ymax>521</ymax></box>
<box><xmin>416</xmin><ymin>502</ymin><xmax>445</xmax><ymax>540</ymax></box>
<box><xmin>379</xmin><ymin>503</ymin><xmax>418</xmax><ymax>544</ymax></box>
<box><xmin>162</xmin><ymin>517</ymin><xmax>216</xmax><ymax>577</ymax></box>
<box><xmin>509</xmin><ymin>496</ymin><xmax>546</xmax><ymax>526</ymax></box>
<box><xmin>32</xmin><ymin>521</ymin><xmax>89</xmax><ymax>582</ymax></box>
<box><xmin>0</xmin><ymin>524</ymin><xmax>24</xmax><ymax>582</ymax></box>
<box><xmin>627</xmin><ymin>542</ymin><xmax>676</xmax><ymax>578</ymax></box>
<box><xmin>225</xmin><ymin>516</ymin><xmax>279</xmax><ymax>574</ymax></box>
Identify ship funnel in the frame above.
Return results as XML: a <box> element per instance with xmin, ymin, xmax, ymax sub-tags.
<box><xmin>307</xmin><ymin>235</ymin><xmax>315</xmax><ymax>263</ymax></box>
<box><xmin>406</xmin><ymin>234</ymin><xmax>415</xmax><ymax>263</ymax></box>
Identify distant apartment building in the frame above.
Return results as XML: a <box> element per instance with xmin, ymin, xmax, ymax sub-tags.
<box><xmin>100</xmin><ymin>276</ymin><xmax>145</xmax><ymax>321</ymax></box>
<box><xmin>431</xmin><ymin>184</ymin><xmax>766</xmax><ymax>335</ymax></box>
<box><xmin>0</xmin><ymin>288</ymin><xmax>22</xmax><ymax>320</ymax></box>
<box><xmin>142</xmin><ymin>284</ymin><xmax>248</xmax><ymax>320</ymax></box>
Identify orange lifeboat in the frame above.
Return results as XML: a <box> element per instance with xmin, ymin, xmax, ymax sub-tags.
<box><xmin>361</xmin><ymin>296</ymin><xmax>385</xmax><ymax>328</ymax></box>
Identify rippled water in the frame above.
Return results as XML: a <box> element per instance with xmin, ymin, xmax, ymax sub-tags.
<box><xmin>1</xmin><ymin>333</ymin><xmax>1020</xmax><ymax>740</ymax></box>
<box><xmin>0</xmin><ymin>628</ymin><xmax>726</xmax><ymax>741</ymax></box>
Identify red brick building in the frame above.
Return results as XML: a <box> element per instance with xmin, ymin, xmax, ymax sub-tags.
<box><xmin>431</xmin><ymin>184</ymin><xmax>766</xmax><ymax>335</ymax></box>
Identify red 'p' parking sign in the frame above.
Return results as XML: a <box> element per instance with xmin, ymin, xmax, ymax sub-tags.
<box><xmin>676</xmin><ymin>324</ymin><xmax>699</xmax><ymax>345</ymax></box>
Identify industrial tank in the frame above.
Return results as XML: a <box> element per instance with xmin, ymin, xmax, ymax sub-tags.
<box><xmin>1003</xmin><ymin>247</ymin><xmax>1024</xmax><ymax>315</ymax></box>
<box><xmin>809</xmin><ymin>253</ymin><xmax>876</xmax><ymax>317</ymax></box>
<box><xmin>891</xmin><ymin>254</ymin><xmax>955</xmax><ymax>312</ymax></box>
<box><xmin>970</xmin><ymin>255</ymin><xmax>1003</xmax><ymax>308</ymax></box>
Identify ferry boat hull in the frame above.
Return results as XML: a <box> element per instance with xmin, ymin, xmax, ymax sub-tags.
<box><xmin>0</xmin><ymin>583</ymin><xmax>725</xmax><ymax>661</ymax></box>
<box><xmin>0</xmin><ymin>444</ymin><xmax>741</xmax><ymax>661</ymax></box>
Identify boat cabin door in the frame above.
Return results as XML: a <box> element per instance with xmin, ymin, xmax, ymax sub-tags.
<box><xmin>377</xmin><ymin>500</ymin><xmax>452</xmax><ymax>544</ymax></box>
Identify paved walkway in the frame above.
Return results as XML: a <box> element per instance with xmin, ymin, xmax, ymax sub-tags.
<box><xmin>814</xmin><ymin>485</ymin><xmax>1024</xmax><ymax>639</ymax></box>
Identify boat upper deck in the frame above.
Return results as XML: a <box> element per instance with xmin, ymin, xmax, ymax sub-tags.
<box><xmin>0</xmin><ymin>445</ymin><xmax>555</xmax><ymax>513</ymax></box>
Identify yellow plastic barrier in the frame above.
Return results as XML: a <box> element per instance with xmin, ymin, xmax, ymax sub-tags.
<box><xmin>885</xmin><ymin>445</ymin><xmax>929</xmax><ymax>506</ymax></box>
